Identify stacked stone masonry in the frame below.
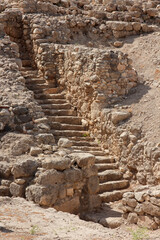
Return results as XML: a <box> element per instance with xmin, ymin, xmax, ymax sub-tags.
<box><xmin>121</xmin><ymin>186</ymin><xmax>160</xmax><ymax>230</ymax></box>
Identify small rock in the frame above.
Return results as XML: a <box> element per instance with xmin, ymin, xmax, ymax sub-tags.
<box><xmin>99</xmin><ymin>217</ymin><xmax>122</xmax><ymax>228</ymax></box>
<box><xmin>30</xmin><ymin>147</ymin><xmax>42</xmax><ymax>156</ymax></box>
<box><xmin>58</xmin><ymin>138</ymin><xmax>73</xmax><ymax>148</ymax></box>
<box><xmin>127</xmin><ymin>213</ymin><xmax>138</xmax><ymax>224</ymax></box>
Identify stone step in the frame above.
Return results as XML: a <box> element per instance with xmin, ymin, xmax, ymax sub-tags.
<box><xmin>43</xmin><ymin>109</ymin><xmax>77</xmax><ymax>116</ymax></box>
<box><xmin>49</xmin><ymin>116</ymin><xmax>82</xmax><ymax>125</ymax></box>
<box><xmin>96</xmin><ymin>163</ymin><xmax>118</xmax><ymax>172</ymax></box>
<box><xmin>87</xmin><ymin>151</ymin><xmax>109</xmax><ymax>156</ymax></box>
<box><xmin>98</xmin><ymin>170</ymin><xmax>122</xmax><ymax>183</ymax></box>
<box><xmin>34</xmin><ymin>93</ymin><xmax>65</xmax><ymax>100</ymax></box>
<box><xmin>21</xmin><ymin>67</ymin><xmax>34</xmax><ymax>71</ymax></box>
<box><xmin>26</xmin><ymin>78</ymin><xmax>46</xmax><ymax>84</ymax></box>
<box><xmin>26</xmin><ymin>83</ymin><xmax>52</xmax><ymax>89</ymax></box>
<box><xmin>21</xmin><ymin>70</ymin><xmax>38</xmax><ymax>76</ymax></box>
<box><xmin>71</xmin><ymin>146</ymin><xmax>102</xmax><ymax>152</ymax></box>
<box><xmin>52</xmin><ymin>130</ymin><xmax>89</xmax><ymax>138</ymax></box>
<box><xmin>22</xmin><ymin>59</ymin><xmax>32</xmax><ymax>67</ymax></box>
<box><xmin>71</xmin><ymin>140</ymin><xmax>98</xmax><ymax>147</ymax></box>
<box><xmin>99</xmin><ymin>180</ymin><xmax>129</xmax><ymax>194</ymax></box>
<box><xmin>99</xmin><ymin>191</ymin><xmax>124</xmax><ymax>203</ymax></box>
<box><xmin>41</xmin><ymin>103</ymin><xmax>71</xmax><ymax>110</ymax></box>
<box><xmin>37</xmin><ymin>98</ymin><xmax>66</xmax><ymax>104</ymax></box>
<box><xmin>95</xmin><ymin>156</ymin><xmax>115</xmax><ymax>164</ymax></box>
<box><xmin>50</xmin><ymin>122</ymin><xmax>87</xmax><ymax>131</ymax></box>
<box><xmin>66</xmin><ymin>136</ymin><xmax>95</xmax><ymax>142</ymax></box>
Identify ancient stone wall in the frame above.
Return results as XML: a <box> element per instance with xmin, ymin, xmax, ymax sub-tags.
<box><xmin>0</xmin><ymin>135</ymin><xmax>100</xmax><ymax>214</ymax></box>
<box><xmin>121</xmin><ymin>186</ymin><xmax>160</xmax><ymax>230</ymax></box>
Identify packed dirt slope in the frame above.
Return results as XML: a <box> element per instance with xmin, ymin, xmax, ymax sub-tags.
<box><xmin>120</xmin><ymin>32</ymin><xmax>160</xmax><ymax>144</ymax></box>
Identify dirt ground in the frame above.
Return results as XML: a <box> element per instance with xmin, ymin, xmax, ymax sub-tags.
<box><xmin>119</xmin><ymin>32</ymin><xmax>160</xmax><ymax>145</ymax></box>
<box><xmin>0</xmin><ymin>197</ymin><xmax>160</xmax><ymax>240</ymax></box>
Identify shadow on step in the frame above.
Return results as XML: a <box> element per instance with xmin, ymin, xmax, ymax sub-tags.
<box><xmin>81</xmin><ymin>203</ymin><xmax>122</xmax><ymax>224</ymax></box>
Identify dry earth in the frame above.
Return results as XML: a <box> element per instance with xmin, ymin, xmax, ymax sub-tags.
<box><xmin>119</xmin><ymin>32</ymin><xmax>160</xmax><ymax>144</ymax></box>
<box><xmin>0</xmin><ymin>197</ymin><xmax>160</xmax><ymax>240</ymax></box>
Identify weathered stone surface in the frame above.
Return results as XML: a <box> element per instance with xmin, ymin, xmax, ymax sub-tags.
<box><xmin>142</xmin><ymin>201</ymin><xmax>160</xmax><ymax>217</ymax></box>
<box><xmin>36</xmin><ymin>133</ymin><xmax>55</xmax><ymax>144</ymax></box>
<box><xmin>42</xmin><ymin>156</ymin><xmax>71</xmax><ymax>171</ymax></box>
<box><xmin>54</xmin><ymin>196</ymin><xmax>80</xmax><ymax>214</ymax></box>
<box><xmin>87</xmin><ymin>176</ymin><xmax>99</xmax><ymax>194</ymax></box>
<box><xmin>127</xmin><ymin>212</ymin><xmax>138</xmax><ymax>224</ymax></box>
<box><xmin>69</xmin><ymin>153</ymin><xmax>95</xmax><ymax>168</ymax></box>
<box><xmin>26</xmin><ymin>184</ymin><xmax>58</xmax><ymax>206</ymax></box>
<box><xmin>58</xmin><ymin>138</ymin><xmax>73</xmax><ymax>148</ymax></box>
<box><xmin>64</xmin><ymin>168</ymin><xmax>82</xmax><ymax>183</ymax></box>
<box><xmin>99</xmin><ymin>217</ymin><xmax>122</xmax><ymax>228</ymax></box>
<box><xmin>11</xmin><ymin>159</ymin><xmax>39</xmax><ymax>178</ymax></box>
<box><xmin>30</xmin><ymin>147</ymin><xmax>42</xmax><ymax>156</ymax></box>
<box><xmin>0</xmin><ymin>162</ymin><xmax>11</xmax><ymax>178</ymax></box>
<box><xmin>111</xmin><ymin>111</ymin><xmax>131</xmax><ymax>124</ymax></box>
<box><xmin>36</xmin><ymin>169</ymin><xmax>64</xmax><ymax>185</ymax></box>
<box><xmin>10</xmin><ymin>182</ymin><xmax>25</xmax><ymax>197</ymax></box>
<box><xmin>138</xmin><ymin>215</ymin><xmax>158</xmax><ymax>230</ymax></box>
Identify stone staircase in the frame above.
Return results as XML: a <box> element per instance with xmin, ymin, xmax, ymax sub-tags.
<box><xmin>21</xmin><ymin>65</ymin><xmax>129</xmax><ymax>204</ymax></box>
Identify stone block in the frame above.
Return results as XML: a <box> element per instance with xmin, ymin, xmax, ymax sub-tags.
<box><xmin>58</xmin><ymin>138</ymin><xmax>73</xmax><ymax>148</ymax></box>
<box><xmin>10</xmin><ymin>182</ymin><xmax>25</xmax><ymax>197</ymax></box>
<box><xmin>11</xmin><ymin>159</ymin><xmax>38</xmax><ymax>178</ymax></box>
<box><xmin>30</xmin><ymin>147</ymin><xmax>42</xmax><ymax>156</ymax></box>
<box><xmin>36</xmin><ymin>169</ymin><xmax>64</xmax><ymax>185</ymax></box>
<box><xmin>69</xmin><ymin>153</ymin><xmax>95</xmax><ymax>168</ymax></box>
<box><xmin>54</xmin><ymin>196</ymin><xmax>80</xmax><ymax>214</ymax></box>
<box><xmin>64</xmin><ymin>168</ymin><xmax>82</xmax><ymax>183</ymax></box>
<box><xmin>36</xmin><ymin>133</ymin><xmax>55</xmax><ymax>145</ymax></box>
<box><xmin>42</xmin><ymin>156</ymin><xmax>71</xmax><ymax>171</ymax></box>
<box><xmin>87</xmin><ymin>176</ymin><xmax>99</xmax><ymax>194</ymax></box>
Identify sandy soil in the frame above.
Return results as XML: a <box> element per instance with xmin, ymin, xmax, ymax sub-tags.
<box><xmin>0</xmin><ymin>197</ymin><xmax>160</xmax><ymax>240</ymax></box>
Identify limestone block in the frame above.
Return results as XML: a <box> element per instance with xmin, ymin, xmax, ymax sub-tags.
<box><xmin>126</xmin><ymin>198</ymin><xmax>137</xmax><ymax>208</ymax></box>
<box><xmin>135</xmin><ymin>192</ymin><xmax>146</xmax><ymax>202</ymax></box>
<box><xmin>30</xmin><ymin>147</ymin><xmax>42</xmax><ymax>156</ymax></box>
<box><xmin>36</xmin><ymin>133</ymin><xmax>55</xmax><ymax>145</ymax></box>
<box><xmin>138</xmin><ymin>215</ymin><xmax>158</xmax><ymax>230</ymax></box>
<box><xmin>123</xmin><ymin>192</ymin><xmax>135</xmax><ymax>199</ymax></box>
<box><xmin>82</xmin><ymin>165</ymin><xmax>98</xmax><ymax>178</ymax></box>
<box><xmin>42</xmin><ymin>157</ymin><xmax>71</xmax><ymax>171</ymax></box>
<box><xmin>0</xmin><ymin>162</ymin><xmax>11</xmax><ymax>178</ymax></box>
<box><xmin>0</xmin><ymin>186</ymin><xmax>10</xmax><ymax>196</ymax></box>
<box><xmin>69</xmin><ymin>153</ymin><xmax>95</xmax><ymax>168</ymax></box>
<box><xmin>87</xmin><ymin>176</ymin><xmax>99</xmax><ymax>194</ymax></box>
<box><xmin>111</xmin><ymin>111</ymin><xmax>131</xmax><ymax>124</ymax></box>
<box><xmin>11</xmin><ymin>159</ymin><xmax>39</xmax><ymax>179</ymax></box>
<box><xmin>26</xmin><ymin>184</ymin><xmax>58</xmax><ymax>207</ymax></box>
<box><xmin>134</xmin><ymin>203</ymin><xmax>144</xmax><ymax>215</ymax></box>
<box><xmin>64</xmin><ymin>168</ymin><xmax>82</xmax><ymax>183</ymax></box>
<box><xmin>36</xmin><ymin>169</ymin><xmax>65</xmax><ymax>185</ymax></box>
<box><xmin>54</xmin><ymin>196</ymin><xmax>80</xmax><ymax>214</ymax></box>
<box><xmin>58</xmin><ymin>138</ymin><xmax>73</xmax><ymax>148</ymax></box>
<box><xmin>142</xmin><ymin>201</ymin><xmax>160</xmax><ymax>217</ymax></box>
<box><xmin>10</xmin><ymin>182</ymin><xmax>24</xmax><ymax>197</ymax></box>
<box><xmin>127</xmin><ymin>213</ymin><xmax>138</xmax><ymax>224</ymax></box>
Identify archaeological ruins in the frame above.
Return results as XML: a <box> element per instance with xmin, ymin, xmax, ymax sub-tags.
<box><xmin>0</xmin><ymin>0</ymin><xmax>160</xmax><ymax>231</ymax></box>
